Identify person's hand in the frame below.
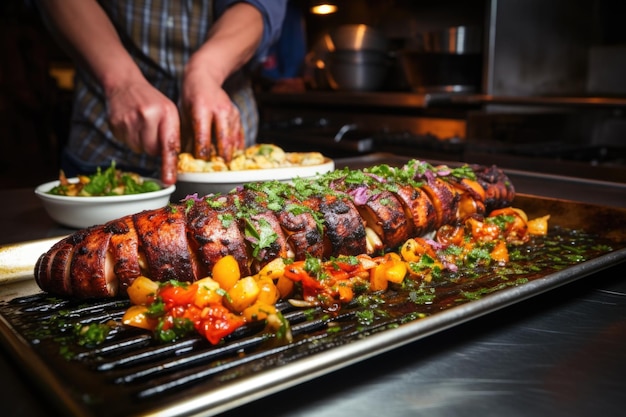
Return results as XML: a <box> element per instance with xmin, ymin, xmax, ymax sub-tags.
<box><xmin>181</xmin><ymin>65</ymin><xmax>244</xmax><ymax>163</ymax></box>
<box><xmin>105</xmin><ymin>79</ymin><xmax>181</xmax><ymax>185</ymax></box>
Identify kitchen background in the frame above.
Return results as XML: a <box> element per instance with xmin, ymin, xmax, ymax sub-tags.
<box><xmin>1</xmin><ymin>0</ymin><xmax>625</xmax><ymax>189</ymax></box>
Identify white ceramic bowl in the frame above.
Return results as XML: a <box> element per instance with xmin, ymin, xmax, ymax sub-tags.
<box><xmin>173</xmin><ymin>158</ymin><xmax>335</xmax><ymax>201</ymax></box>
<box><xmin>35</xmin><ymin>178</ymin><xmax>176</xmax><ymax>229</ymax></box>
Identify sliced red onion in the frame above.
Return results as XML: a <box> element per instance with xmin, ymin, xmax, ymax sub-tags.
<box><xmin>444</xmin><ymin>262</ymin><xmax>458</xmax><ymax>272</ymax></box>
<box><xmin>364</xmin><ymin>172</ymin><xmax>386</xmax><ymax>183</ymax></box>
<box><xmin>425</xmin><ymin>238</ymin><xmax>444</xmax><ymax>250</ymax></box>
<box><xmin>349</xmin><ymin>187</ymin><xmax>370</xmax><ymax>205</ymax></box>
<box><xmin>181</xmin><ymin>193</ymin><xmax>204</xmax><ymax>203</ymax></box>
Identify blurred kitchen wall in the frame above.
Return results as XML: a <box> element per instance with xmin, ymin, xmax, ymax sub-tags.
<box><xmin>0</xmin><ymin>0</ymin><xmax>71</xmax><ymax>188</ymax></box>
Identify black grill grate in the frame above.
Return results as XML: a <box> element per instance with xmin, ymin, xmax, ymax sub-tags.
<box><xmin>1</xmin><ymin>292</ymin><xmax>410</xmax><ymax>417</ymax></box>
<box><xmin>2</xmin><ymin>198</ymin><xmax>626</xmax><ymax>417</ymax></box>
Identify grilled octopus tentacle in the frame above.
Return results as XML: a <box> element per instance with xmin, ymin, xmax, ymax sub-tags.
<box><xmin>69</xmin><ymin>226</ymin><xmax>116</xmax><ymax>298</ymax></box>
<box><xmin>471</xmin><ymin>164</ymin><xmax>515</xmax><ymax>211</ymax></box>
<box><xmin>186</xmin><ymin>194</ymin><xmax>252</xmax><ymax>277</ymax></box>
<box><xmin>105</xmin><ymin>217</ymin><xmax>142</xmax><ymax>293</ymax></box>
<box><xmin>392</xmin><ymin>184</ymin><xmax>438</xmax><ymax>237</ymax></box>
<box><xmin>35</xmin><ymin>238</ymin><xmax>74</xmax><ymax>296</ymax></box>
<box><xmin>420</xmin><ymin>176</ymin><xmax>461</xmax><ymax>229</ymax></box>
<box><xmin>354</xmin><ymin>189</ymin><xmax>413</xmax><ymax>253</ymax></box>
<box><xmin>318</xmin><ymin>194</ymin><xmax>367</xmax><ymax>258</ymax></box>
<box><xmin>34</xmin><ymin>161</ymin><xmax>515</xmax><ymax>299</ymax></box>
<box><xmin>276</xmin><ymin>198</ymin><xmax>325</xmax><ymax>260</ymax></box>
<box><xmin>133</xmin><ymin>207</ymin><xmax>199</xmax><ymax>283</ymax></box>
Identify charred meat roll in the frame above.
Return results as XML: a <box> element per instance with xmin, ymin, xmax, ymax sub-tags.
<box><xmin>34</xmin><ymin>160</ymin><xmax>515</xmax><ymax>298</ymax></box>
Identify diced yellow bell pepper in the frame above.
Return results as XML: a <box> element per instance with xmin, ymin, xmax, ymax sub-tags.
<box><xmin>227</xmin><ymin>276</ymin><xmax>260</xmax><ymax>313</ymax></box>
<box><xmin>256</xmin><ymin>257</ymin><xmax>287</xmax><ymax>281</ymax></box>
<box><xmin>256</xmin><ymin>278</ymin><xmax>280</xmax><ymax>305</ymax></box>
<box><xmin>370</xmin><ymin>264</ymin><xmax>389</xmax><ymax>292</ymax></box>
<box><xmin>126</xmin><ymin>276</ymin><xmax>159</xmax><ymax>306</ymax></box>
<box><xmin>193</xmin><ymin>277</ymin><xmax>223</xmax><ymax>308</ymax></box>
<box><xmin>385</xmin><ymin>260</ymin><xmax>407</xmax><ymax>284</ymax></box>
<box><xmin>122</xmin><ymin>305</ymin><xmax>156</xmax><ymax>330</ymax></box>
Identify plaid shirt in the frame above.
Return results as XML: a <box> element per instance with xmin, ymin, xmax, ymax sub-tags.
<box><xmin>64</xmin><ymin>0</ymin><xmax>286</xmax><ymax>177</ymax></box>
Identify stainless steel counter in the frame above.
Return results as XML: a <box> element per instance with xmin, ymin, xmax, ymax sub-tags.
<box><xmin>257</xmin><ymin>91</ymin><xmax>626</xmax><ymax>110</ymax></box>
<box><xmin>221</xmin><ymin>266</ymin><xmax>626</xmax><ymax>417</ymax></box>
<box><xmin>1</xmin><ymin>154</ymin><xmax>625</xmax><ymax>417</ymax></box>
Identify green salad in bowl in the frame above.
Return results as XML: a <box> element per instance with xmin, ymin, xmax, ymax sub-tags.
<box><xmin>48</xmin><ymin>161</ymin><xmax>161</xmax><ymax>196</ymax></box>
<box><xmin>36</xmin><ymin>162</ymin><xmax>175</xmax><ymax>228</ymax></box>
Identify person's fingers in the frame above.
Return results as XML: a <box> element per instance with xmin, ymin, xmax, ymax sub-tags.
<box><xmin>106</xmin><ymin>83</ymin><xmax>181</xmax><ymax>160</ymax></box>
<box><xmin>179</xmin><ymin>109</ymin><xmax>194</xmax><ymax>153</ymax></box>
<box><xmin>213</xmin><ymin>107</ymin><xmax>243</xmax><ymax>163</ymax></box>
<box><xmin>158</xmin><ymin>114</ymin><xmax>180</xmax><ymax>186</ymax></box>
<box><xmin>236</xmin><ymin>122</ymin><xmax>244</xmax><ymax>150</ymax></box>
<box><xmin>193</xmin><ymin>109</ymin><xmax>213</xmax><ymax>161</ymax></box>
<box><xmin>109</xmin><ymin>113</ymin><xmax>141</xmax><ymax>154</ymax></box>
<box><xmin>137</xmin><ymin>108</ymin><xmax>161</xmax><ymax>156</ymax></box>
<box><xmin>229</xmin><ymin>106</ymin><xmax>244</xmax><ymax>152</ymax></box>
<box><xmin>231</xmin><ymin>108</ymin><xmax>244</xmax><ymax>157</ymax></box>
<box><xmin>109</xmin><ymin>103</ymin><xmax>165</xmax><ymax>157</ymax></box>
<box><xmin>213</xmin><ymin>112</ymin><xmax>230</xmax><ymax>162</ymax></box>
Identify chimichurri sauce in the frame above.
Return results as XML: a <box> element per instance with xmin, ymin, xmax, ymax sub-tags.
<box><xmin>312</xmin><ymin>226</ymin><xmax>621</xmax><ymax>340</ymax></box>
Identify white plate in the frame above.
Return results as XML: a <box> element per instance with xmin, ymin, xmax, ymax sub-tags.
<box><xmin>174</xmin><ymin>158</ymin><xmax>335</xmax><ymax>199</ymax></box>
<box><xmin>35</xmin><ymin>178</ymin><xmax>176</xmax><ymax>229</ymax></box>
<box><xmin>177</xmin><ymin>158</ymin><xmax>335</xmax><ymax>183</ymax></box>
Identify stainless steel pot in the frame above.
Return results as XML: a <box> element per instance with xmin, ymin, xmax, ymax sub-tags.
<box><xmin>422</xmin><ymin>25</ymin><xmax>482</xmax><ymax>55</ymax></box>
<box><xmin>326</xmin><ymin>24</ymin><xmax>388</xmax><ymax>52</ymax></box>
<box><xmin>306</xmin><ymin>24</ymin><xmax>389</xmax><ymax>91</ymax></box>
<box><xmin>326</xmin><ymin>50</ymin><xmax>389</xmax><ymax>91</ymax></box>
<box><xmin>396</xmin><ymin>25</ymin><xmax>483</xmax><ymax>92</ymax></box>
<box><xmin>396</xmin><ymin>51</ymin><xmax>482</xmax><ymax>93</ymax></box>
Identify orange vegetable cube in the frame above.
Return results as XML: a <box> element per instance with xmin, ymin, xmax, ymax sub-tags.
<box><xmin>256</xmin><ymin>278</ymin><xmax>280</xmax><ymax>305</ymax></box>
<box><xmin>337</xmin><ymin>284</ymin><xmax>354</xmax><ymax>303</ymax></box>
<box><xmin>275</xmin><ymin>275</ymin><xmax>295</xmax><ymax>298</ymax></box>
<box><xmin>227</xmin><ymin>276</ymin><xmax>260</xmax><ymax>313</ymax></box>
<box><xmin>122</xmin><ymin>305</ymin><xmax>157</xmax><ymax>330</ymax></box>
<box><xmin>385</xmin><ymin>260</ymin><xmax>407</xmax><ymax>284</ymax></box>
<box><xmin>490</xmin><ymin>240</ymin><xmax>509</xmax><ymax>263</ymax></box>
<box><xmin>126</xmin><ymin>276</ymin><xmax>159</xmax><ymax>306</ymax></box>
<box><xmin>212</xmin><ymin>255</ymin><xmax>240</xmax><ymax>291</ymax></box>
<box><xmin>242</xmin><ymin>302</ymin><xmax>278</xmax><ymax>322</ymax></box>
<box><xmin>527</xmin><ymin>214</ymin><xmax>550</xmax><ymax>236</ymax></box>
<box><xmin>370</xmin><ymin>264</ymin><xmax>389</xmax><ymax>292</ymax></box>
<box><xmin>193</xmin><ymin>277</ymin><xmax>223</xmax><ymax>308</ymax></box>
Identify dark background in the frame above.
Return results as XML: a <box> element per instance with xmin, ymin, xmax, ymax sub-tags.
<box><xmin>1</xmin><ymin>0</ymin><xmax>624</xmax><ymax>189</ymax></box>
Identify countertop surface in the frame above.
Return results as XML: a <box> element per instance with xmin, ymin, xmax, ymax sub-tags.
<box><xmin>257</xmin><ymin>91</ymin><xmax>626</xmax><ymax>110</ymax></box>
<box><xmin>1</xmin><ymin>153</ymin><xmax>625</xmax><ymax>417</ymax></box>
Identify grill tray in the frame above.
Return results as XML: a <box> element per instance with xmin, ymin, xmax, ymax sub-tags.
<box><xmin>1</xmin><ymin>195</ymin><xmax>625</xmax><ymax>417</ymax></box>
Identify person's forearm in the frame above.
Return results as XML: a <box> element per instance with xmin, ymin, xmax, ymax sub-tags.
<box><xmin>186</xmin><ymin>2</ymin><xmax>264</xmax><ymax>85</ymax></box>
<box><xmin>38</xmin><ymin>0</ymin><xmax>144</xmax><ymax>94</ymax></box>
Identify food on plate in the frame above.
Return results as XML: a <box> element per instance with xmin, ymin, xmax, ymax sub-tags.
<box><xmin>47</xmin><ymin>161</ymin><xmax>161</xmax><ymax>196</ymax></box>
<box><xmin>35</xmin><ymin>160</ymin><xmax>516</xmax><ymax>297</ymax></box>
<box><xmin>121</xmin><ymin>203</ymin><xmax>547</xmax><ymax>344</ymax></box>
<box><xmin>177</xmin><ymin>143</ymin><xmax>326</xmax><ymax>172</ymax></box>
<box><xmin>35</xmin><ymin>160</ymin><xmax>546</xmax><ymax>344</ymax></box>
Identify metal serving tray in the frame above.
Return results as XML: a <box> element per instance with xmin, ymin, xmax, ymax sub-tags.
<box><xmin>0</xmin><ymin>195</ymin><xmax>625</xmax><ymax>417</ymax></box>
